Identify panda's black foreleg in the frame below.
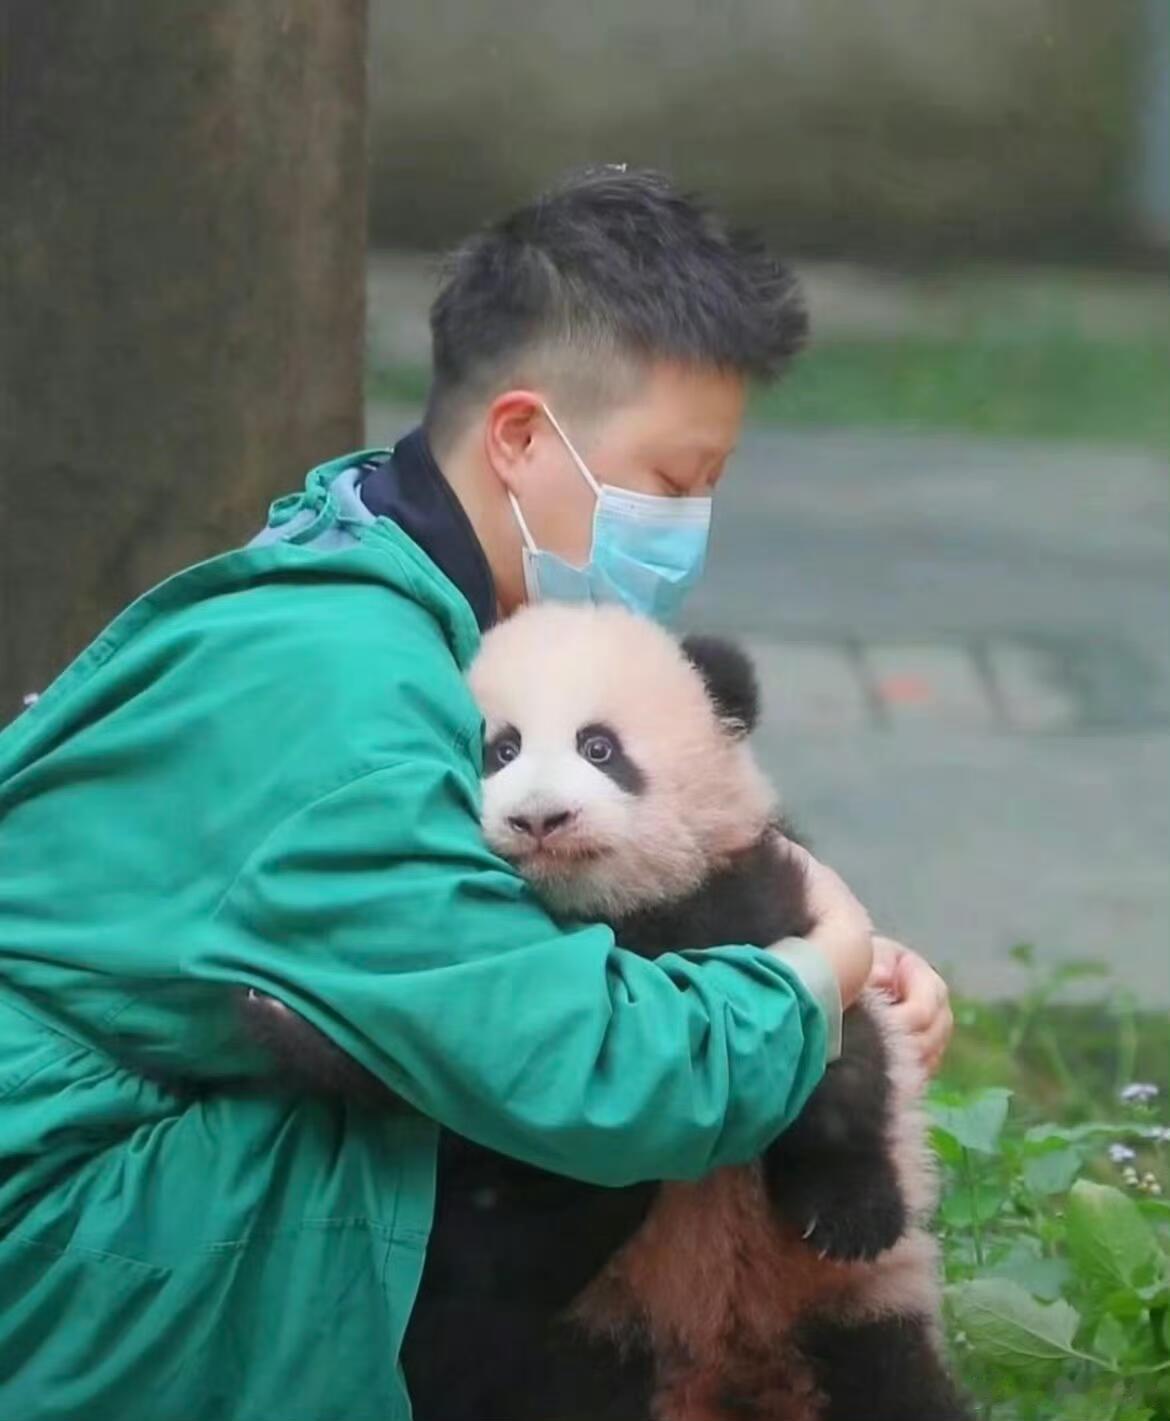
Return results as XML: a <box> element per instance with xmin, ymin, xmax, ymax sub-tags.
<box><xmin>796</xmin><ymin>1312</ymin><xmax>974</xmax><ymax>1421</ymax></box>
<box><xmin>235</xmin><ymin>988</ymin><xmax>407</xmax><ymax>1106</ymax></box>
<box><xmin>762</xmin><ymin>1003</ymin><xmax>906</xmax><ymax>1260</ymax></box>
<box><xmin>423</xmin><ymin>1132</ymin><xmax>657</xmax><ymax>1311</ymax></box>
<box><xmin>402</xmin><ymin>1300</ymin><xmax>655</xmax><ymax>1421</ymax></box>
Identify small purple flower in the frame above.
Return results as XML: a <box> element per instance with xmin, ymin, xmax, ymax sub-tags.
<box><xmin>1109</xmin><ymin>1143</ymin><xmax>1137</xmax><ymax>1163</ymax></box>
<box><xmin>1148</xmin><ymin>1126</ymin><xmax>1170</xmax><ymax>1144</ymax></box>
<box><xmin>1120</xmin><ymin>1082</ymin><xmax>1160</xmax><ymax>1105</ymax></box>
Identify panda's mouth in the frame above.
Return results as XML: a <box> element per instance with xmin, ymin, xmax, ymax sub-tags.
<box><xmin>511</xmin><ymin>841</ymin><xmax>613</xmax><ymax>869</ymax></box>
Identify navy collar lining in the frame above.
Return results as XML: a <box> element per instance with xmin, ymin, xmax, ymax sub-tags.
<box><xmin>358</xmin><ymin>428</ymin><xmax>497</xmax><ymax>632</ymax></box>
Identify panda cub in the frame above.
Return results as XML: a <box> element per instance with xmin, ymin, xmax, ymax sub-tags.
<box><xmin>242</xmin><ymin>604</ymin><xmax>970</xmax><ymax>1421</ymax></box>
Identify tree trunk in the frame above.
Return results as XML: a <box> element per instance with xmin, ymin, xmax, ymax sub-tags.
<box><xmin>0</xmin><ymin>1</ymin><xmax>368</xmax><ymax>718</ymax></box>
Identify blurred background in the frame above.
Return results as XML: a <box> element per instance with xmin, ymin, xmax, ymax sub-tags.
<box><xmin>362</xmin><ymin>0</ymin><xmax>1170</xmax><ymax>1002</ymax></box>
<box><xmin>3</xmin><ymin>13</ymin><xmax>1166</xmax><ymax>1407</ymax></box>
<box><xmin>2</xmin><ymin>2</ymin><xmax>1167</xmax><ymax>1006</ymax></box>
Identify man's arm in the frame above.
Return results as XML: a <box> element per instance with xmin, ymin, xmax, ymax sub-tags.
<box><xmin>195</xmin><ymin>754</ymin><xmax>833</xmax><ymax>1187</ymax></box>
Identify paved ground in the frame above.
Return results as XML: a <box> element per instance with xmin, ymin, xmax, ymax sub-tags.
<box><xmin>683</xmin><ymin>427</ymin><xmax>1170</xmax><ymax>1002</ymax></box>
<box><xmin>369</xmin><ymin>398</ymin><xmax>1170</xmax><ymax>1002</ymax></box>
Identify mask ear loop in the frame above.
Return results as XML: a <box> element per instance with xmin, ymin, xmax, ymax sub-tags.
<box><xmin>541</xmin><ymin>403</ymin><xmax>603</xmax><ymax>498</ymax></box>
<box><xmin>508</xmin><ymin>405</ymin><xmax>602</xmax><ymax>577</ymax></box>
<box><xmin>507</xmin><ymin>491</ymin><xmax>538</xmax><ymax>553</ymax></box>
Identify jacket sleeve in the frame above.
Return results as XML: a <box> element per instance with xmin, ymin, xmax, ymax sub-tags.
<box><xmin>202</xmin><ymin>756</ymin><xmax>830</xmax><ymax>1186</ymax></box>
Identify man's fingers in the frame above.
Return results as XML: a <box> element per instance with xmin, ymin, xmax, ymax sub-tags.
<box><xmin>892</xmin><ymin>978</ymin><xmax>948</xmax><ymax>1033</ymax></box>
<box><xmin>868</xmin><ymin>935</ymin><xmax>903</xmax><ymax>991</ymax></box>
<box><xmin>919</xmin><ymin>1008</ymin><xmax>954</xmax><ymax>1075</ymax></box>
<box><xmin>874</xmin><ymin>942</ymin><xmax>953</xmax><ymax>1078</ymax></box>
<box><xmin>893</xmin><ymin>950</ymin><xmax>948</xmax><ymax>1015</ymax></box>
<box><xmin>888</xmin><ymin>995</ymin><xmax>953</xmax><ymax>1077</ymax></box>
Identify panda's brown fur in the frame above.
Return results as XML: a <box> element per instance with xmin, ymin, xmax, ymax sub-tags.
<box><xmin>242</xmin><ymin>604</ymin><xmax>971</xmax><ymax>1420</ymax></box>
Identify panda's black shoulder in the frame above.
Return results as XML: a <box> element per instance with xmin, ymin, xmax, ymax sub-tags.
<box><xmin>614</xmin><ymin>824</ymin><xmax>813</xmax><ymax>957</ymax></box>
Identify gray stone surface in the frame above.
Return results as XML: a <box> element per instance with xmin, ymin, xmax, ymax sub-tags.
<box><xmin>862</xmin><ymin>643</ymin><xmax>996</xmax><ymax>731</ymax></box>
<box><xmin>688</xmin><ymin>426</ymin><xmax>1170</xmax><ymax>1001</ymax></box>
<box><xmin>369</xmin><ymin>401</ymin><xmax>1170</xmax><ymax>1003</ymax></box>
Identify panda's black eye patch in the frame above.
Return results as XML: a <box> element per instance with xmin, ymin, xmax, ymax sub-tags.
<box><xmin>484</xmin><ymin>726</ymin><xmax>521</xmax><ymax>777</ymax></box>
<box><xmin>576</xmin><ymin>723</ymin><xmax>645</xmax><ymax>795</ymax></box>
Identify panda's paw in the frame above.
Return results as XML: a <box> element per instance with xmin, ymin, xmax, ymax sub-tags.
<box><xmin>791</xmin><ymin>1191</ymin><xmax>906</xmax><ymax>1263</ymax></box>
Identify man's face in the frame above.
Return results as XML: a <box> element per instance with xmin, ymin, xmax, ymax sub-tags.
<box><xmin>520</xmin><ymin>361</ymin><xmax>746</xmax><ymax>568</ymax></box>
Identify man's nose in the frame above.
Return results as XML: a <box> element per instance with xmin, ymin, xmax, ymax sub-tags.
<box><xmin>507</xmin><ymin>809</ymin><xmax>576</xmax><ymax>840</ymax></box>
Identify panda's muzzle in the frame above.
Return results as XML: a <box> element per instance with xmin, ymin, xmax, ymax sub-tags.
<box><xmin>506</xmin><ymin>809</ymin><xmax>577</xmax><ymax>841</ymax></box>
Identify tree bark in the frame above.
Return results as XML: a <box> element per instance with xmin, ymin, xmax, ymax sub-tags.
<box><xmin>0</xmin><ymin>1</ymin><xmax>368</xmax><ymax>717</ymax></box>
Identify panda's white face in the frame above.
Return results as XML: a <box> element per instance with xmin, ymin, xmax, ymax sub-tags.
<box><xmin>468</xmin><ymin>605</ymin><xmax>776</xmax><ymax>919</ymax></box>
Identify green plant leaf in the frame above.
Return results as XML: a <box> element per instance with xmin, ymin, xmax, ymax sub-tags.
<box><xmin>946</xmin><ymin>1278</ymin><xmax>1085</xmax><ymax>1370</ymax></box>
<box><xmin>1066</xmin><ymin>1180</ymin><xmax>1169</xmax><ymax>1298</ymax></box>
<box><xmin>931</xmin><ymin>1127</ymin><xmax>965</xmax><ymax>1169</ymax></box>
<box><xmin>941</xmin><ymin>1180</ymin><xmax>1009</xmax><ymax>1228</ymax></box>
<box><xmin>1100</xmin><ymin>1286</ymin><xmax>1150</xmax><ymax>1321</ymax></box>
<box><xmin>990</xmin><ymin>1249</ymin><xmax>1073</xmax><ymax>1303</ymax></box>
<box><xmin>1092</xmin><ymin>1312</ymin><xmax>1132</xmax><ymax>1366</ymax></box>
<box><xmin>1050</xmin><ymin>960</ymin><xmax>1110</xmax><ymax>984</ymax></box>
<box><xmin>1020</xmin><ymin>1140</ymin><xmax>1085</xmax><ymax>1195</ymax></box>
<box><xmin>1137</xmin><ymin>1197</ymin><xmax>1170</xmax><ymax>1226</ymax></box>
<box><xmin>928</xmin><ymin>1088</ymin><xmax>1013</xmax><ymax>1155</ymax></box>
<box><xmin>1024</xmin><ymin>1122</ymin><xmax>1146</xmax><ymax>1146</ymax></box>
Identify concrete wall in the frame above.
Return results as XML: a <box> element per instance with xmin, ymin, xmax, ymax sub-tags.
<box><xmin>368</xmin><ymin>0</ymin><xmax>1142</xmax><ymax>260</ymax></box>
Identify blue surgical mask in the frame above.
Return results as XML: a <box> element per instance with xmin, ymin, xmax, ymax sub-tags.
<box><xmin>508</xmin><ymin>405</ymin><xmax>713</xmax><ymax>624</ymax></box>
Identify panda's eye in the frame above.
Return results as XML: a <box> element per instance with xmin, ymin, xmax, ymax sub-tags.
<box><xmin>576</xmin><ymin>723</ymin><xmax>645</xmax><ymax>794</ymax></box>
<box><xmin>580</xmin><ymin>733</ymin><xmax>614</xmax><ymax>765</ymax></box>
<box><xmin>487</xmin><ymin>730</ymin><xmax>521</xmax><ymax>772</ymax></box>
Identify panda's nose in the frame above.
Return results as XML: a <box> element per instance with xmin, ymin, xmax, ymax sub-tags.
<box><xmin>507</xmin><ymin>810</ymin><xmax>576</xmax><ymax>841</ymax></box>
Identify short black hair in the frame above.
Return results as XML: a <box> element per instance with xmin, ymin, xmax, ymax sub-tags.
<box><xmin>425</xmin><ymin>165</ymin><xmax>808</xmax><ymax>443</ymax></box>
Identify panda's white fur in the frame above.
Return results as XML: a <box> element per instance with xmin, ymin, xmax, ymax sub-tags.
<box><xmin>467</xmin><ymin>602</ymin><xmax>947</xmax><ymax>1421</ymax></box>
<box><xmin>470</xmin><ymin>603</ymin><xmax>775</xmax><ymax>919</ymax></box>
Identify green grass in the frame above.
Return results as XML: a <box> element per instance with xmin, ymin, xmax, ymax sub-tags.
<box><xmin>751</xmin><ymin>334</ymin><xmax>1170</xmax><ymax>450</ymax></box>
<box><xmin>931</xmin><ymin>950</ymin><xmax>1170</xmax><ymax>1420</ymax></box>
<box><xmin>367</xmin><ymin>363</ymin><xmax>433</xmax><ymax>410</ymax></box>
<box><xmin>368</xmin><ymin>333</ymin><xmax>1169</xmax><ymax>451</ymax></box>
<box><xmin>941</xmin><ymin>998</ymin><xmax>1169</xmax><ymax>1128</ymax></box>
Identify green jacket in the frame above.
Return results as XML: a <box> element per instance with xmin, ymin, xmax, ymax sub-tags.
<box><xmin>0</xmin><ymin>452</ymin><xmax>831</xmax><ymax>1420</ymax></box>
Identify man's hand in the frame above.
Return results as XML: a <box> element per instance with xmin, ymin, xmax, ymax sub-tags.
<box><xmin>868</xmin><ymin>935</ymin><xmax>953</xmax><ymax>1078</ymax></box>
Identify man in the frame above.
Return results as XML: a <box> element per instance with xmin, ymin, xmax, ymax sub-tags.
<box><xmin>0</xmin><ymin>167</ymin><xmax>951</xmax><ymax>1419</ymax></box>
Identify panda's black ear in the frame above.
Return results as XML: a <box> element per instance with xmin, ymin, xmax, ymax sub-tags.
<box><xmin>681</xmin><ymin>635</ymin><xmax>760</xmax><ymax>737</ymax></box>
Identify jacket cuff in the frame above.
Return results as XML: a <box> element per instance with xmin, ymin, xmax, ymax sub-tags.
<box><xmin>765</xmin><ymin>937</ymin><xmax>843</xmax><ymax>1063</ymax></box>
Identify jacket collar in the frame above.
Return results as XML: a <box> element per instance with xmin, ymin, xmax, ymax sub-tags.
<box><xmin>358</xmin><ymin>429</ymin><xmax>497</xmax><ymax>634</ymax></box>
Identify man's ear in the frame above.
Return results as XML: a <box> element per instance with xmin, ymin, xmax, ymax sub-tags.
<box><xmin>681</xmin><ymin>635</ymin><xmax>760</xmax><ymax>737</ymax></box>
<box><xmin>483</xmin><ymin>390</ymin><xmax>544</xmax><ymax>497</ymax></box>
